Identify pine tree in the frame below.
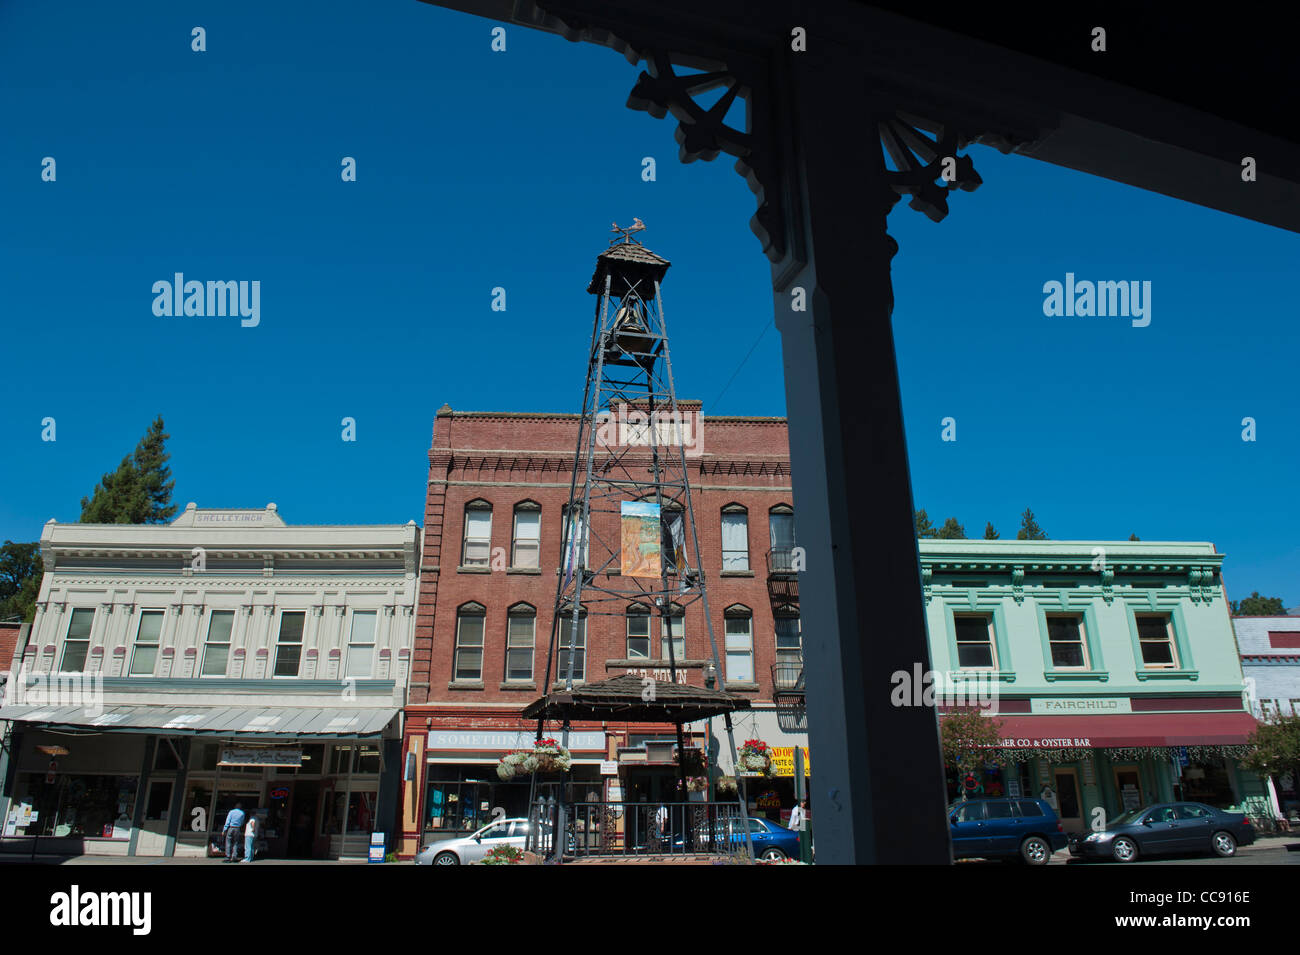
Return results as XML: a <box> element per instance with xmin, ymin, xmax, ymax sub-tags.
<box><xmin>1016</xmin><ymin>507</ymin><xmax>1048</xmax><ymax>540</ymax></box>
<box><xmin>914</xmin><ymin>509</ymin><xmax>938</xmax><ymax>538</ymax></box>
<box><xmin>983</xmin><ymin>522</ymin><xmax>1000</xmax><ymax>540</ymax></box>
<box><xmin>1231</xmin><ymin>592</ymin><xmax>1287</xmax><ymax>616</ymax></box>
<box><xmin>937</xmin><ymin>517</ymin><xmax>966</xmax><ymax>539</ymax></box>
<box><xmin>133</xmin><ymin>416</ymin><xmax>178</xmax><ymax>523</ymax></box>
<box><xmin>80</xmin><ymin>417</ymin><xmax>177</xmax><ymax>524</ymax></box>
<box><xmin>1129</xmin><ymin>533</ymin><xmax>1141</xmax><ymax>541</ymax></box>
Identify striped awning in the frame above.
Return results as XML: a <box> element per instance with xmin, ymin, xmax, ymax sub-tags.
<box><xmin>0</xmin><ymin>703</ymin><xmax>398</xmax><ymax>738</ymax></box>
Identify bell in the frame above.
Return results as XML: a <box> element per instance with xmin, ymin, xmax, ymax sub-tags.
<box><xmin>607</xmin><ymin>300</ymin><xmax>657</xmax><ymax>366</ymax></box>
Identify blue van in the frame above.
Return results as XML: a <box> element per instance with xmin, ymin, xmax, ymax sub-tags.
<box><xmin>948</xmin><ymin>797</ymin><xmax>1069</xmax><ymax>865</ymax></box>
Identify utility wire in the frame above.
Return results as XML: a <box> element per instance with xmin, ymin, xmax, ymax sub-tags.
<box><xmin>709</xmin><ymin>319</ymin><xmax>774</xmax><ymax>409</ymax></box>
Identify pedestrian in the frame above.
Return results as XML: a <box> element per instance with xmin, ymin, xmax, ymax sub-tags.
<box><xmin>242</xmin><ymin>811</ymin><xmax>258</xmax><ymax>863</ymax></box>
<box><xmin>788</xmin><ymin>799</ymin><xmax>807</xmax><ymax>831</ymax></box>
<box><xmin>222</xmin><ymin>802</ymin><xmax>246</xmax><ymax>863</ymax></box>
<box><xmin>654</xmin><ymin>803</ymin><xmax>669</xmax><ymax>850</ymax></box>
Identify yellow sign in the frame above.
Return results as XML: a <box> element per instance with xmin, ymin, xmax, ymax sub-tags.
<box><xmin>770</xmin><ymin>746</ymin><xmax>810</xmax><ymax>777</ymax></box>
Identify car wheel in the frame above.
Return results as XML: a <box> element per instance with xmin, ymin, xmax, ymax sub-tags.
<box><xmin>760</xmin><ymin>847</ymin><xmax>787</xmax><ymax>862</ymax></box>
<box><xmin>1211</xmin><ymin>831</ymin><xmax>1237</xmax><ymax>858</ymax></box>
<box><xmin>433</xmin><ymin>851</ymin><xmax>460</xmax><ymax>866</ymax></box>
<box><xmin>1111</xmin><ymin>836</ymin><xmax>1138</xmax><ymax>863</ymax></box>
<box><xmin>1020</xmin><ymin>836</ymin><xmax>1051</xmax><ymax>865</ymax></box>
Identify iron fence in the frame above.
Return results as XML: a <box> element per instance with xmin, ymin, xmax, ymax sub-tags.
<box><xmin>527</xmin><ymin>799</ymin><xmax>748</xmax><ymax>858</ymax></box>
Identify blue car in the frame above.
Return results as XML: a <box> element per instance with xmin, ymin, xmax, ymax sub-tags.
<box><xmin>674</xmin><ymin>815</ymin><xmax>802</xmax><ymax>861</ymax></box>
<box><xmin>949</xmin><ymin>797</ymin><xmax>1069</xmax><ymax>865</ymax></box>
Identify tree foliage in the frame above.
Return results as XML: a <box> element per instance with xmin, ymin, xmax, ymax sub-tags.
<box><xmin>983</xmin><ymin>522</ymin><xmax>1000</xmax><ymax>540</ymax></box>
<box><xmin>939</xmin><ymin>708</ymin><xmax>1005</xmax><ymax>774</ymax></box>
<box><xmin>1239</xmin><ymin>714</ymin><xmax>1300</xmax><ymax>780</ymax></box>
<box><xmin>936</xmin><ymin>517</ymin><xmax>966</xmax><ymax>539</ymax></box>
<box><xmin>0</xmin><ymin>541</ymin><xmax>42</xmax><ymax>622</ymax></box>
<box><xmin>914</xmin><ymin>509</ymin><xmax>937</xmax><ymax>539</ymax></box>
<box><xmin>80</xmin><ymin>417</ymin><xmax>178</xmax><ymax>525</ymax></box>
<box><xmin>1230</xmin><ymin>592</ymin><xmax>1287</xmax><ymax>616</ymax></box>
<box><xmin>1016</xmin><ymin>507</ymin><xmax>1048</xmax><ymax>540</ymax></box>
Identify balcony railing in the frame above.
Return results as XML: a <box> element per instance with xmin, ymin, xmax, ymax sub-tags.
<box><xmin>771</xmin><ymin>659</ymin><xmax>805</xmax><ymax>696</ymax></box>
<box><xmin>766</xmin><ymin>548</ymin><xmax>799</xmax><ymax>602</ymax></box>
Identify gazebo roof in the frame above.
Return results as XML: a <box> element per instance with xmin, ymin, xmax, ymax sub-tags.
<box><xmin>522</xmin><ymin>674</ymin><xmax>750</xmax><ymax>724</ymax></box>
<box><xmin>586</xmin><ymin>240</ymin><xmax>671</xmax><ymax>295</ymax></box>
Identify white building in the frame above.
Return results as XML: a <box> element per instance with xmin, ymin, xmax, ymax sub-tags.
<box><xmin>0</xmin><ymin>504</ymin><xmax>419</xmax><ymax>859</ymax></box>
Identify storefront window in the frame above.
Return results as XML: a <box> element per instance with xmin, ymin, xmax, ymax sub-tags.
<box><xmin>424</xmin><ymin>767</ymin><xmax>575</xmax><ymax>833</ymax></box>
<box><xmin>346</xmin><ymin>791</ymin><xmax>376</xmax><ymax>832</ymax></box>
<box><xmin>1181</xmin><ymin>757</ymin><xmax>1235</xmax><ymax>807</ymax></box>
<box><xmin>16</xmin><ymin>773</ymin><xmax>137</xmax><ymax>838</ymax></box>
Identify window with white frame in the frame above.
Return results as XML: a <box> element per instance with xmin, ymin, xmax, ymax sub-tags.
<box><xmin>954</xmin><ymin>614</ymin><xmax>996</xmax><ymax>669</ymax></box>
<box><xmin>454</xmin><ymin>604</ymin><xmax>485</xmax><ymax>682</ymax></box>
<box><xmin>60</xmin><ymin>608</ymin><xmax>95</xmax><ymax>672</ymax></box>
<box><xmin>562</xmin><ymin>503</ymin><xmax>587</xmax><ymax>572</ymax></box>
<box><xmin>661</xmin><ymin>606</ymin><xmax>685</xmax><ymax>661</ymax></box>
<box><xmin>346</xmin><ymin>611</ymin><xmax>378</xmax><ymax>678</ymax></box>
<box><xmin>775</xmin><ymin>612</ymin><xmax>802</xmax><ymax>665</ymax></box>
<box><xmin>721</xmin><ymin>506</ymin><xmax>749</xmax><ymax>571</ymax></box>
<box><xmin>769</xmin><ymin>506</ymin><xmax>796</xmax><ymax>571</ymax></box>
<box><xmin>626</xmin><ymin>605</ymin><xmax>651</xmax><ymax>659</ymax></box>
<box><xmin>129</xmin><ymin>610</ymin><xmax>164</xmax><ymax>676</ymax></box>
<box><xmin>462</xmin><ymin>501</ymin><xmax>492</xmax><ymax>568</ymax></box>
<box><xmin>1046</xmin><ymin>614</ymin><xmax>1089</xmax><ymax>669</ymax></box>
<box><xmin>557</xmin><ymin>611</ymin><xmax>586</xmax><ymax>682</ymax></box>
<box><xmin>511</xmin><ymin>503</ymin><xmax>541</xmax><ymax>569</ymax></box>
<box><xmin>202</xmin><ymin>610</ymin><xmax>234</xmax><ymax>677</ymax></box>
<box><xmin>724</xmin><ymin>608</ymin><xmax>753</xmax><ymax>683</ymax></box>
<box><xmin>273</xmin><ymin>612</ymin><xmax>306</xmax><ymax>677</ymax></box>
<box><xmin>1135</xmin><ymin>613</ymin><xmax>1178</xmax><ymax>668</ymax></box>
<box><xmin>505</xmin><ymin>605</ymin><xmax>535</xmax><ymax>682</ymax></box>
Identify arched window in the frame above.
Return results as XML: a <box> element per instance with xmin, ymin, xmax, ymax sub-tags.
<box><xmin>556</xmin><ymin>604</ymin><xmax>587</xmax><ymax>682</ymax></box>
<box><xmin>505</xmin><ymin>603</ymin><xmax>535</xmax><ymax>682</ymax></box>
<box><xmin>769</xmin><ymin>504</ymin><xmax>796</xmax><ymax>572</ymax></box>
<box><xmin>724</xmin><ymin>604</ymin><xmax>753</xmax><ymax>683</ymax></box>
<box><xmin>561</xmin><ymin>502</ymin><xmax>588</xmax><ymax>573</ymax></box>
<box><xmin>511</xmin><ymin>502</ymin><xmax>541</xmax><ymax>569</ymax></box>
<box><xmin>454</xmin><ymin>602</ymin><xmax>486</xmax><ymax>682</ymax></box>
<box><xmin>721</xmin><ymin>504</ymin><xmax>749</xmax><ymax>571</ymax></box>
<box><xmin>461</xmin><ymin>500</ymin><xmax>492</xmax><ymax>568</ymax></box>
<box><xmin>626</xmin><ymin>603</ymin><xmax>651</xmax><ymax>659</ymax></box>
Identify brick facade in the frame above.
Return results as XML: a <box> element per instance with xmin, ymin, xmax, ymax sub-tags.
<box><xmin>399</xmin><ymin>404</ymin><xmax>800</xmax><ymax>856</ymax></box>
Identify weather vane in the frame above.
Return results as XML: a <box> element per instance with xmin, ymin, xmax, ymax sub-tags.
<box><xmin>610</xmin><ymin>217</ymin><xmax>646</xmax><ymax>244</ymax></box>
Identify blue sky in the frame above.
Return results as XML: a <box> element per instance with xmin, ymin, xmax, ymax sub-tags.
<box><xmin>2</xmin><ymin>0</ymin><xmax>1296</xmax><ymax>608</ymax></box>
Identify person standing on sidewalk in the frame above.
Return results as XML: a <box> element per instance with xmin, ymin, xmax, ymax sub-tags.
<box><xmin>788</xmin><ymin>799</ymin><xmax>807</xmax><ymax>831</ymax></box>
<box><xmin>242</xmin><ymin>811</ymin><xmax>258</xmax><ymax>863</ymax></box>
<box><xmin>222</xmin><ymin>803</ymin><xmax>246</xmax><ymax>863</ymax></box>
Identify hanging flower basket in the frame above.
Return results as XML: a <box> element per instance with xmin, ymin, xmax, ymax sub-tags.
<box><xmin>738</xmin><ymin>739</ymin><xmax>775</xmax><ymax>777</ymax></box>
<box><xmin>676</xmin><ymin>746</ymin><xmax>708</xmax><ymax>776</ymax></box>
<box><xmin>716</xmin><ymin>776</ymin><xmax>739</xmax><ymax>795</ymax></box>
<box><xmin>496</xmin><ymin>738</ymin><xmax>572</xmax><ymax>780</ymax></box>
<box><xmin>676</xmin><ymin>775</ymin><xmax>709</xmax><ymax>793</ymax></box>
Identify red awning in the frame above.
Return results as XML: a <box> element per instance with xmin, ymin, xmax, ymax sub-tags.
<box><xmin>994</xmin><ymin>711</ymin><xmax>1258</xmax><ymax>749</ymax></box>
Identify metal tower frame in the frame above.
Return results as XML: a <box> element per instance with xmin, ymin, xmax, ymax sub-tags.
<box><xmin>528</xmin><ymin>227</ymin><xmax>755</xmax><ymax>861</ymax></box>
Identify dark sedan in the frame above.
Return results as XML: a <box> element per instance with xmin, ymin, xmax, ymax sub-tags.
<box><xmin>1068</xmin><ymin>802</ymin><xmax>1255</xmax><ymax>862</ymax></box>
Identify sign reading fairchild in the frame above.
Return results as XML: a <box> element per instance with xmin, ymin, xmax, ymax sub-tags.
<box><xmin>1029</xmin><ymin>697</ymin><xmax>1132</xmax><ymax>714</ymax></box>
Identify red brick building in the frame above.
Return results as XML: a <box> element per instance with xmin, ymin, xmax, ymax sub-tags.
<box><xmin>398</xmin><ymin>403</ymin><xmax>805</xmax><ymax>857</ymax></box>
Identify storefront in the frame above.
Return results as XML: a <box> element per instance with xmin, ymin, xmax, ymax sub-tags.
<box><xmin>1</xmin><ymin>705</ymin><xmax>402</xmax><ymax>859</ymax></box>
<box><xmin>419</xmin><ymin>729</ymin><xmax>606</xmax><ymax>846</ymax></box>
<box><xmin>987</xmin><ymin>709</ymin><xmax>1265</xmax><ymax>833</ymax></box>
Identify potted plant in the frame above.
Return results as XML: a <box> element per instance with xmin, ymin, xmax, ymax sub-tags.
<box><xmin>738</xmin><ymin>739</ymin><xmax>774</xmax><ymax>777</ymax></box>
<box><xmin>497</xmin><ymin>737</ymin><xmax>573</xmax><ymax>780</ymax></box>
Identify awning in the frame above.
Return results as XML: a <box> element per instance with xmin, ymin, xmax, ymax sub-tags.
<box><xmin>0</xmin><ymin>703</ymin><xmax>399</xmax><ymax>738</ymax></box>
<box><xmin>522</xmin><ymin>675</ymin><xmax>751</xmax><ymax>724</ymax></box>
<box><xmin>994</xmin><ymin>711</ymin><xmax>1259</xmax><ymax>749</ymax></box>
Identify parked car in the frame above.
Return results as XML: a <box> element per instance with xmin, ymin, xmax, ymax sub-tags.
<box><xmin>670</xmin><ymin>815</ymin><xmax>801</xmax><ymax>861</ymax></box>
<box><xmin>415</xmin><ymin>817</ymin><xmax>548</xmax><ymax>865</ymax></box>
<box><xmin>948</xmin><ymin>797</ymin><xmax>1068</xmax><ymax>865</ymax></box>
<box><xmin>1068</xmin><ymin>802</ymin><xmax>1255</xmax><ymax>862</ymax></box>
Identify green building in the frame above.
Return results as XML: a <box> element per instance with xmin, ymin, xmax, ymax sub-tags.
<box><xmin>920</xmin><ymin>539</ymin><xmax>1265</xmax><ymax>832</ymax></box>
